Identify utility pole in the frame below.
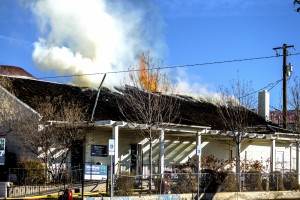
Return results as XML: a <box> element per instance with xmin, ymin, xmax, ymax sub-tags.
<box><xmin>273</xmin><ymin>44</ymin><xmax>294</xmax><ymax>129</ymax></box>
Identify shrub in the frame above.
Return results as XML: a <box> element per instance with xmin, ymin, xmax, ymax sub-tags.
<box><xmin>217</xmin><ymin>172</ymin><xmax>238</xmax><ymax>192</ymax></box>
<box><xmin>244</xmin><ymin>170</ymin><xmax>263</xmax><ymax>191</ymax></box>
<box><xmin>171</xmin><ymin>168</ymin><xmax>197</xmax><ymax>194</ymax></box>
<box><xmin>249</xmin><ymin>160</ymin><xmax>265</xmax><ymax>172</ymax></box>
<box><xmin>114</xmin><ymin>171</ymin><xmax>135</xmax><ymax>196</ymax></box>
<box><xmin>198</xmin><ymin>170</ymin><xmax>238</xmax><ymax>192</ymax></box>
<box><xmin>283</xmin><ymin>172</ymin><xmax>299</xmax><ymax>190</ymax></box>
<box><xmin>269</xmin><ymin>171</ymin><xmax>284</xmax><ymax>191</ymax></box>
<box><xmin>17</xmin><ymin>157</ymin><xmax>47</xmax><ymax>185</ymax></box>
<box><xmin>200</xmin><ymin>170</ymin><xmax>226</xmax><ymax>193</ymax></box>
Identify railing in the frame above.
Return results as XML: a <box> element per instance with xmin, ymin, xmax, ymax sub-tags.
<box><xmin>7</xmin><ymin>168</ymin><xmax>300</xmax><ymax>197</ymax></box>
<box><xmin>7</xmin><ymin>167</ymin><xmax>85</xmax><ymax>197</ymax></box>
<box><xmin>114</xmin><ymin>172</ymin><xmax>300</xmax><ymax>195</ymax></box>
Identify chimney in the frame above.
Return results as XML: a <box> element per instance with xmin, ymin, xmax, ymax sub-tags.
<box><xmin>258</xmin><ymin>90</ymin><xmax>270</xmax><ymax>121</ymax></box>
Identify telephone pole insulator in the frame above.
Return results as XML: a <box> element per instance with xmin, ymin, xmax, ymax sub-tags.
<box><xmin>273</xmin><ymin>44</ymin><xmax>295</xmax><ymax>129</ymax></box>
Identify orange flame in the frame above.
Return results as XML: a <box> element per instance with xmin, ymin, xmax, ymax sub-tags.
<box><xmin>139</xmin><ymin>53</ymin><xmax>158</xmax><ymax>92</ymax></box>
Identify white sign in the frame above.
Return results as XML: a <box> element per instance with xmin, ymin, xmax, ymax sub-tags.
<box><xmin>84</xmin><ymin>164</ymin><xmax>108</xmax><ymax>180</ymax></box>
<box><xmin>197</xmin><ymin>145</ymin><xmax>201</xmax><ymax>156</ymax></box>
<box><xmin>108</xmin><ymin>139</ymin><xmax>115</xmax><ymax>155</ymax></box>
<box><xmin>0</xmin><ymin>138</ymin><xmax>5</xmax><ymax>165</ymax></box>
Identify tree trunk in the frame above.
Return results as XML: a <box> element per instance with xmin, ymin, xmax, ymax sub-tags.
<box><xmin>236</xmin><ymin>139</ymin><xmax>241</xmax><ymax>192</ymax></box>
<box><xmin>296</xmin><ymin>142</ymin><xmax>300</xmax><ymax>184</ymax></box>
<box><xmin>149</xmin><ymin>138</ymin><xmax>153</xmax><ymax>193</ymax></box>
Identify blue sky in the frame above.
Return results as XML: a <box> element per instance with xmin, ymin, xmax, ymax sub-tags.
<box><xmin>0</xmin><ymin>0</ymin><xmax>300</xmax><ymax>109</ymax></box>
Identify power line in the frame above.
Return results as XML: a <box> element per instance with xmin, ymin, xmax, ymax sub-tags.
<box><xmin>239</xmin><ymin>78</ymin><xmax>283</xmax><ymax>100</ymax></box>
<box><xmin>37</xmin><ymin>53</ymin><xmax>300</xmax><ymax>79</ymax></box>
<box><xmin>236</xmin><ymin>78</ymin><xmax>283</xmax><ymax>111</ymax></box>
<box><xmin>261</xmin><ymin>74</ymin><xmax>294</xmax><ymax>112</ymax></box>
<box><xmin>270</xmin><ymin>105</ymin><xmax>281</xmax><ymax>111</ymax></box>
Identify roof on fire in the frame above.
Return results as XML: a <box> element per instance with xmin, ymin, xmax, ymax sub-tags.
<box><xmin>0</xmin><ymin>75</ymin><xmax>269</xmax><ymax>132</ymax></box>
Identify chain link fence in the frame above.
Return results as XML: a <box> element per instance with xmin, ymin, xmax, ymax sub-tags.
<box><xmin>7</xmin><ymin>167</ymin><xmax>300</xmax><ymax>197</ymax></box>
<box><xmin>113</xmin><ymin>171</ymin><xmax>300</xmax><ymax>196</ymax></box>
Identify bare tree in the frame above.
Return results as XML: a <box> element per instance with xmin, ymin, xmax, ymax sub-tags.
<box><xmin>0</xmin><ymin>76</ymin><xmax>21</xmax><ymax>134</ymax></box>
<box><xmin>15</xmin><ymin>96</ymin><xmax>87</xmax><ymax>181</ymax></box>
<box><xmin>215</xmin><ymin>77</ymin><xmax>257</xmax><ymax>191</ymax></box>
<box><xmin>294</xmin><ymin>0</ymin><xmax>300</xmax><ymax>12</ymax></box>
<box><xmin>289</xmin><ymin>76</ymin><xmax>300</xmax><ymax>183</ymax></box>
<box><xmin>118</xmin><ymin>52</ymin><xmax>180</xmax><ymax>192</ymax></box>
<box><xmin>289</xmin><ymin>76</ymin><xmax>300</xmax><ymax>132</ymax></box>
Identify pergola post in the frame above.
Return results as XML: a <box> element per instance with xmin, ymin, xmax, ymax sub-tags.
<box><xmin>271</xmin><ymin>139</ymin><xmax>276</xmax><ymax>172</ymax></box>
<box><xmin>296</xmin><ymin>142</ymin><xmax>300</xmax><ymax>184</ymax></box>
<box><xmin>196</xmin><ymin>130</ymin><xmax>202</xmax><ymax>173</ymax></box>
<box><xmin>112</xmin><ymin>125</ymin><xmax>119</xmax><ymax>174</ymax></box>
<box><xmin>159</xmin><ymin>129</ymin><xmax>165</xmax><ymax>176</ymax></box>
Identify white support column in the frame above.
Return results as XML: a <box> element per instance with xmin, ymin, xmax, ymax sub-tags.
<box><xmin>113</xmin><ymin>125</ymin><xmax>119</xmax><ymax>174</ymax></box>
<box><xmin>196</xmin><ymin>130</ymin><xmax>202</xmax><ymax>173</ymax></box>
<box><xmin>196</xmin><ymin>130</ymin><xmax>202</xmax><ymax>200</ymax></box>
<box><xmin>290</xmin><ymin>144</ymin><xmax>293</xmax><ymax>172</ymax></box>
<box><xmin>159</xmin><ymin>129</ymin><xmax>165</xmax><ymax>175</ymax></box>
<box><xmin>296</xmin><ymin>143</ymin><xmax>300</xmax><ymax>184</ymax></box>
<box><xmin>271</xmin><ymin>139</ymin><xmax>276</xmax><ymax>172</ymax></box>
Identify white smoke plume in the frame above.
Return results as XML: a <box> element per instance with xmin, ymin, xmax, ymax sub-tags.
<box><xmin>174</xmin><ymin>68</ymin><xmax>219</xmax><ymax>101</ymax></box>
<box><xmin>29</xmin><ymin>0</ymin><xmax>218</xmax><ymax>101</ymax></box>
<box><xmin>30</xmin><ymin>0</ymin><xmax>165</xmax><ymax>88</ymax></box>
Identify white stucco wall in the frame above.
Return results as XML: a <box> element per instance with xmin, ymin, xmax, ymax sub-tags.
<box><xmin>203</xmin><ymin>139</ymin><xmax>233</xmax><ymax>160</ymax></box>
<box><xmin>84</xmin><ymin>127</ymin><xmax>299</xmax><ymax>174</ymax></box>
<box><xmin>240</xmin><ymin>140</ymin><xmax>271</xmax><ymax>171</ymax></box>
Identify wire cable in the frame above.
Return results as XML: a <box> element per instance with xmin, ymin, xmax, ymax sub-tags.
<box><xmin>37</xmin><ymin>52</ymin><xmax>300</xmax><ymax>79</ymax></box>
<box><xmin>238</xmin><ymin>78</ymin><xmax>283</xmax><ymax>100</ymax></box>
<box><xmin>270</xmin><ymin>105</ymin><xmax>281</xmax><ymax>111</ymax></box>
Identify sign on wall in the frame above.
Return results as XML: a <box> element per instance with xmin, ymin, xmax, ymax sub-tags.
<box><xmin>0</xmin><ymin>138</ymin><xmax>5</xmax><ymax>165</ymax></box>
<box><xmin>91</xmin><ymin>145</ymin><xmax>108</xmax><ymax>157</ymax></box>
<box><xmin>84</xmin><ymin>164</ymin><xmax>107</xmax><ymax>180</ymax></box>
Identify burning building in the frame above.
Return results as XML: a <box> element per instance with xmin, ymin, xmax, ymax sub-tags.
<box><xmin>0</xmin><ymin>67</ymin><xmax>298</xmax><ymax>185</ymax></box>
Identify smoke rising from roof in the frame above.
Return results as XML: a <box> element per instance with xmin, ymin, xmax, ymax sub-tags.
<box><xmin>29</xmin><ymin>0</ymin><xmax>218</xmax><ymax>100</ymax></box>
<box><xmin>174</xmin><ymin>68</ymin><xmax>219</xmax><ymax>102</ymax></box>
<box><xmin>30</xmin><ymin>0</ymin><xmax>165</xmax><ymax>88</ymax></box>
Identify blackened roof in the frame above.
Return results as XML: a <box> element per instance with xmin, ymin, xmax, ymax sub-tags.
<box><xmin>5</xmin><ymin>77</ymin><xmax>123</xmax><ymax>122</ymax></box>
<box><xmin>3</xmin><ymin>77</ymin><xmax>267</xmax><ymax>130</ymax></box>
